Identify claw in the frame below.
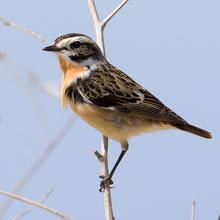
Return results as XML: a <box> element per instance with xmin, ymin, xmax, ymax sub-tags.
<box><xmin>99</xmin><ymin>176</ymin><xmax>114</xmax><ymax>192</ymax></box>
<box><xmin>99</xmin><ymin>175</ymin><xmax>105</xmax><ymax>179</ymax></box>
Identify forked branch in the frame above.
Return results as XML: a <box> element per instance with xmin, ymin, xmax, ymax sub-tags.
<box><xmin>87</xmin><ymin>1</ymin><xmax>128</xmax><ymax>220</ymax></box>
<box><xmin>102</xmin><ymin>0</ymin><xmax>128</xmax><ymax>28</ymax></box>
<box><xmin>88</xmin><ymin>0</ymin><xmax>128</xmax><ymax>55</ymax></box>
<box><xmin>12</xmin><ymin>189</ymin><xmax>53</xmax><ymax>220</ymax></box>
<box><xmin>0</xmin><ymin>190</ymin><xmax>72</xmax><ymax>220</ymax></box>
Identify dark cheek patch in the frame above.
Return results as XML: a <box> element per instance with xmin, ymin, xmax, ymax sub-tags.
<box><xmin>69</xmin><ymin>53</ymin><xmax>93</xmax><ymax>62</ymax></box>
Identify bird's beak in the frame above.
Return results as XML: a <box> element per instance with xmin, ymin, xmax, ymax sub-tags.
<box><xmin>42</xmin><ymin>44</ymin><xmax>62</xmax><ymax>52</ymax></box>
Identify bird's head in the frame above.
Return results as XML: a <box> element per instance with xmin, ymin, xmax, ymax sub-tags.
<box><xmin>43</xmin><ymin>33</ymin><xmax>104</xmax><ymax>66</ymax></box>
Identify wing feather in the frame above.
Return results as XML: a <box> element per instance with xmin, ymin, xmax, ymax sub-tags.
<box><xmin>77</xmin><ymin>63</ymin><xmax>187</xmax><ymax>124</ymax></box>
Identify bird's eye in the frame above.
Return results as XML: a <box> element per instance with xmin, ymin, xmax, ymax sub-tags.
<box><xmin>69</xmin><ymin>41</ymin><xmax>81</xmax><ymax>49</ymax></box>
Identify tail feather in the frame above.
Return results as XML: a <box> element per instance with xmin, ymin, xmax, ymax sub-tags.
<box><xmin>174</xmin><ymin>123</ymin><xmax>212</xmax><ymax>139</ymax></box>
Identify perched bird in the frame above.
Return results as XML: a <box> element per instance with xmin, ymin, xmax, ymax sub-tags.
<box><xmin>43</xmin><ymin>33</ymin><xmax>212</xmax><ymax>191</ymax></box>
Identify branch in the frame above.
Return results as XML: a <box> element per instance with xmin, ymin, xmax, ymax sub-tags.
<box><xmin>0</xmin><ymin>116</ymin><xmax>75</xmax><ymax>219</ymax></box>
<box><xmin>1</xmin><ymin>56</ymin><xmax>50</xmax><ymax>141</ymax></box>
<box><xmin>88</xmin><ymin>1</ymin><xmax>128</xmax><ymax>220</ymax></box>
<box><xmin>102</xmin><ymin>0</ymin><xmax>128</xmax><ymax>28</ymax></box>
<box><xmin>12</xmin><ymin>189</ymin><xmax>53</xmax><ymax>220</ymax></box>
<box><xmin>88</xmin><ymin>0</ymin><xmax>128</xmax><ymax>56</ymax></box>
<box><xmin>0</xmin><ymin>14</ymin><xmax>74</xmax><ymax>220</ymax></box>
<box><xmin>99</xmin><ymin>136</ymin><xmax>114</xmax><ymax>220</ymax></box>
<box><xmin>88</xmin><ymin>0</ymin><xmax>105</xmax><ymax>54</ymax></box>
<box><xmin>191</xmin><ymin>201</ymin><xmax>196</xmax><ymax>220</ymax></box>
<box><xmin>0</xmin><ymin>190</ymin><xmax>72</xmax><ymax>220</ymax></box>
<box><xmin>0</xmin><ymin>51</ymin><xmax>6</xmax><ymax>60</ymax></box>
<box><xmin>0</xmin><ymin>12</ymin><xmax>74</xmax><ymax>219</ymax></box>
<box><xmin>0</xmin><ymin>16</ymin><xmax>48</xmax><ymax>43</ymax></box>
<box><xmin>27</xmin><ymin>72</ymin><xmax>60</xmax><ymax>97</ymax></box>
<box><xmin>87</xmin><ymin>0</ymin><xmax>100</xmax><ymax>27</ymax></box>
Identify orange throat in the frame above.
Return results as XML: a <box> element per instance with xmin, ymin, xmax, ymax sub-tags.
<box><xmin>58</xmin><ymin>55</ymin><xmax>87</xmax><ymax>107</ymax></box>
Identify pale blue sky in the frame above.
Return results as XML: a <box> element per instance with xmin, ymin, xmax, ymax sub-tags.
<box><xmin>0</xmin><ymin>0</ymin><xmax>219</xmax><ymax>219</ymax></box>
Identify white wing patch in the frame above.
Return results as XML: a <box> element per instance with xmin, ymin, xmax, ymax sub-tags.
<box><xmin>134</xmin><ymin>90</ymin><xmax>145</xmax><ymax>103</ymax></box>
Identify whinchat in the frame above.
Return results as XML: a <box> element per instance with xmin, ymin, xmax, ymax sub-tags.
<box><xmin>43</xmin><ymin>33</ymin><xmax>211</xmax><ymax>191</ymax></box>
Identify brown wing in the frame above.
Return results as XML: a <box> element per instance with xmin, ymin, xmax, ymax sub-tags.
<box><xmin>77</xmin><ymin>63</ymin><xmax>188</xmax><ymax>124</ymax></box>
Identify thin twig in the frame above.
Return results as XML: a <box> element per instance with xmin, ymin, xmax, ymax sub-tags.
<box><xmin>191</xmin><ymin>201</ymin><xmax>196</xmax><ymax>220</ymax></box>
<box><xmin>0</xmin><ymin>190</ymin><xmax>72</xmax><ymax>220</ymax></box>
<box><xmin>100</xmin><ymin>136</ymin><xmax>114</xmax><ymax>220</ymax></box>
<box><xmin>0</xmin><ymin>12</ymin><xmax>73</xmax><ymax>220</ymax></box>
<box><xmin>0</xmin><ymin>116</ymin><xmax>75</xmax><ymax>219</ymax></box>
<box><xmin>87</xmin><ymin>0</ymin><xmax>100</xmax><ymax>26</ymax></box>
<box><xmin>27</xmin><ymin>72</ymin><xmax>59</xmax><ymax>97</ymax></box>
<box><xmin>88</xmin><ymin>0</ymin><xmax>105</xmax><ymax>54</ymax></box>
<box><xmin>0</xmin><ymin>51</ymin><xmax>6</xmax><ymax>60</ymax></box>
<box><xmin>12</xmin><ymin>189</ymin><xmax>54</xmax><ymax>220</ymax></box>
<box><xmin>101</xmin><ymin>0</ymin><xmax>128</xmax><ymax>28</ymax></box>
<box><xmin>2</xmin><ymin>56</ymin><xmax>50</xmax><ymax>141</ymax></box>
<box><xmin>94</xmin><ymin>150</ymin><xmax>104</xmax><ymax>162</ymax></box>
<box><xmin>0</xmin><ymin>15</ymin><xmax>74</xmax><ymax>219</ymax></box>
<box><xmin>0</xmin><ymin>16</ymin><xmax>48</xmax><ymax>43</ymax></box>
<box><xmin>88</xmin><ymin>1</ymin><xmax>128</xmax><ymax>220</ymax></box>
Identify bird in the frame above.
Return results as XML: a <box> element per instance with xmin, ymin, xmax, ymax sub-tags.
<box><xmin>43</xmin><ymin>33</ymin><xmax>212</xmax><ymax>191</ymax></box>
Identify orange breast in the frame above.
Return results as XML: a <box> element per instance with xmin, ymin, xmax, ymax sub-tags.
<box><xmin>58</xmin><ymin>55</ymin><xmax>87</xmax><ymax>107</ymax></box>
<box><xmin>58</xmin><ymin>55</ymin><xmax>86</xmax><ymax>87</ymax></box>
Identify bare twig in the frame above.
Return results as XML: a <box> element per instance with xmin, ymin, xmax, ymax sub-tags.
<box><xmin>102</xmin><ymin>0</ymin><xmax>128</xmax><ymax>28</ymax></box>
<box><xmin>88</xmin><ymin>1</ymin><xmax>128</xmax><ymax>220</ymax></box>
<box><xmin>27</xmin><ymin>72</ymin><xmax>59</xmax><ymax>97</ymax></box>
<box><xmin>94</xmin><ymin>150</ymin><xmax>104</xmax><ymax>162</ymax></box>
<box><xmin>40</xmin><ymin>81</ymin><xmax>59</xmax><ymax>97</ymax></box>
<box><xmin>0</xmin><ymin>116</ymin><xmax>75</xmax><ymax>219</ymax></box>
<box><xmin>88</xmin><ymin>0</ymin><xmax>105</xmax><ymax>54</ymax></box>
<box><xmin>0</xmin><ymin>190</ymin><xmax>72</xmax><ymax>220</ymax></box>
<box><xmin>0</xmin><ymin>51</ymin><xmax>6</xmax><ymax>60</ymax></box>
<box><xmin>191</xmin><ymin>201</ymin><xmax>196</xmax><ymax>220</ymax></box>
<box><xmin>0</xmin><ymin>15</ymin><xmax>74</xmax><ymax>219</ymax></box>
<box><xmin>100</xmin><ymin>136</ymin><xmax>114</xmax><ymax>220</ymax></box>
<box><xmin>0</xmin><ymin>16</ymin><xmax>48</xmax><ymax>43</ymax></box>
<box><xmin>12</xmin><ymin>189</ymin><xmax>54</xmax><ymax>220</ymax></box>
<box><xmin>88</xmin><ymin>0</ymin><xmax>128</xmax><ymax>54</ymax></box>
<box><xmin>0</xmin><ymin>10</ymin><xmax>73</xmax><ymax>220</ymax></box>
<box><xmin>2</xmin><ymin>56</ymin><xmax>50</xmax><ymax>140</ymax></box>
<box><xmin>87</xmin><ymin>0</ymin><xmax>100</xmax><ymax>27</ymax></box>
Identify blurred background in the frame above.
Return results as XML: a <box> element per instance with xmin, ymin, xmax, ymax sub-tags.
<box><xmin>0</xmin><ymin>0</ymin><xmax>219</xmax><ymax>219</ymax></box>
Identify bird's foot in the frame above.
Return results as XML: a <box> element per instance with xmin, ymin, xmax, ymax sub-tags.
<box><xmin>99</xmin><ymin>175</ymin><xmax>114</xmax><ymax>192</ymax></box>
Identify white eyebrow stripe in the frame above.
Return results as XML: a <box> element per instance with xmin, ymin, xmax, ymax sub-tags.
<box><xmin>56</xmin><ymin>36</ymin><xmax>93</xmax><ymax>48</ymax></box>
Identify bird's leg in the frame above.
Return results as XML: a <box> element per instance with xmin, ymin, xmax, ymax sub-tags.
<box><xmin>99</xmin><ymin>141</ymin><xmax>128</xmax><ymax>192</ymax></box>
